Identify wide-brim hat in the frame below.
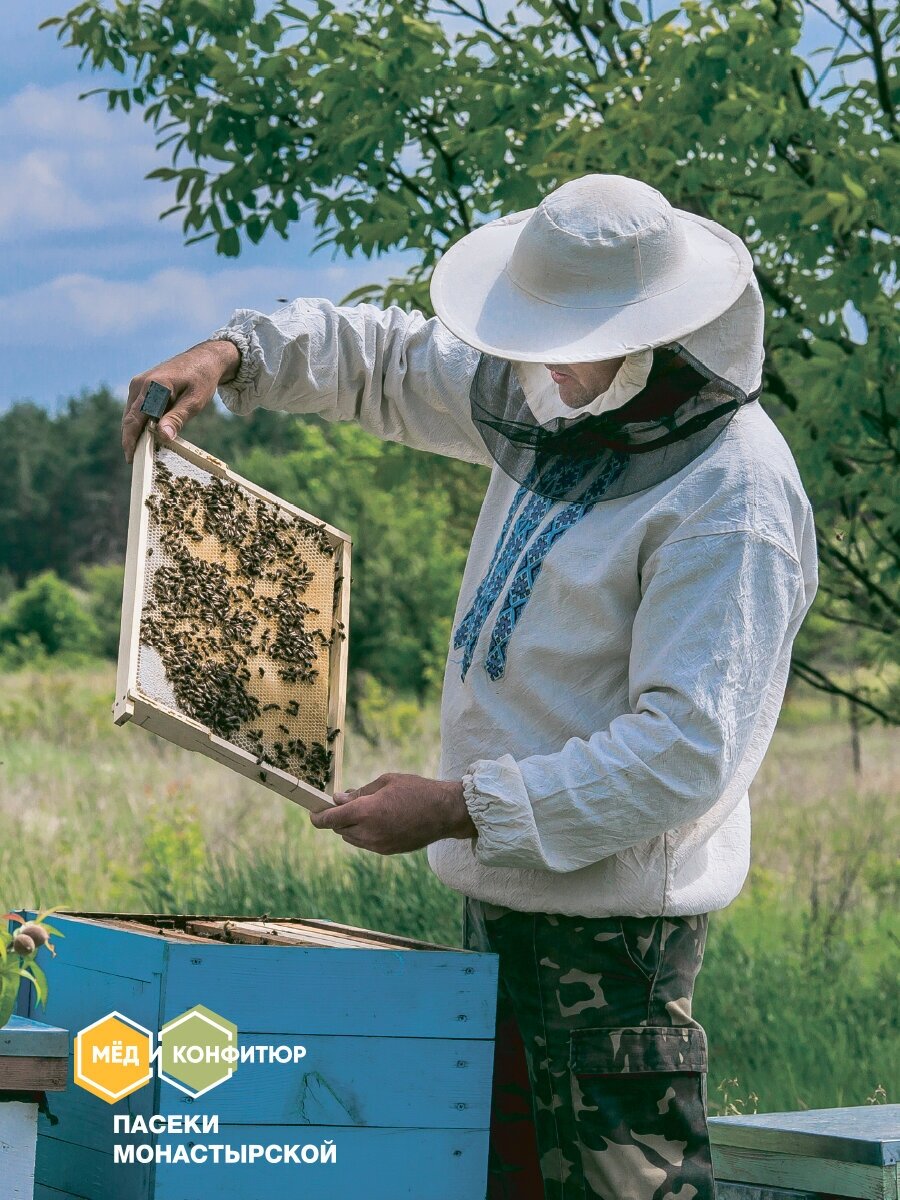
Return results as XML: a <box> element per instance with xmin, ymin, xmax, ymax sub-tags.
<box><xmin>430</xmin><ymin>174</ymin><xmax>754</xmax><ymax>364</ymax></box>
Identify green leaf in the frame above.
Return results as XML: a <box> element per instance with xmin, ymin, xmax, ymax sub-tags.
<box><xmin>18</xmin><ymin>968</ymin><xmax>46</xmax><ymax>1007</ymax></box>
<box><xmin>216</xmin><ymin>227</ymin><xmax>241</xmax><ymax>256</ymax></box>
<box><xmin>24</xmin><ymin>960</ymin><xmax>49</xmax><ymax>1007</ymax></box>
<box><xmin>842</xmin><ymin>173</ymin><xmax>866</xmax><ymax>202</ymax></box>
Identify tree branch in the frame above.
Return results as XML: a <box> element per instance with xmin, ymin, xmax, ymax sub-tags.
<box><xmin>817</xmin><ymin>529</ymin><xmax>900</xmax><ymax>623</ymax></box>
<box><xmin>791</xmin><ymin>657</ymin><xmax>895</xmax><ymax>723</ymax></box>
<box><xmin>864</xmin><ymin>0</ymin><xmax>897</xmax><ymax>131</ymax></box>
<box><xmin>432</xmin><ymin>0</ymin><xmax>517</xmax><ymax>45</ymax></box>
<box><xmin>804</xmin><ymin>0</ymin><xmax>869</xmax><ymax>54</ymax></box>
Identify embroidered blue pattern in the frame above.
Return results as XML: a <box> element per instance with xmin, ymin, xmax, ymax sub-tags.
<box><xmin>484</xmin><ymin>454</ymin><xmax>629</xmax><ymax>680</ymax></box>
<box><xmin>452</xmin><ymin>459</ymin><xmax>584</xmax><ymax>680</ymax></box>
<box><xmin>452</xmin><ymin>481</ymin><xmax>531</xmax><ymax>651</ymax></box>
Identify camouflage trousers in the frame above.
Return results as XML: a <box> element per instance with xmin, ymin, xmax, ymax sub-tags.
<box><xmin>463</xmin><ymin>897</ymin><xmax>717</xmax><ymax>1200</ymax></box>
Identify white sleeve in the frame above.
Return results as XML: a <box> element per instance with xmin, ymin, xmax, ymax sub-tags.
<box><xmin>462</xmin><ymin>529</ymin><xmax>810</xmax><ymax>872</ymax></box>
<box><xmin>208</xmin><ymin>297</ymin><xmax>494</xmax><ymax>467</ymax></box>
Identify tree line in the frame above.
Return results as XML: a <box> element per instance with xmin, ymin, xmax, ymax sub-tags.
<box><xmin>0</xmin><ymin>390</ymin><xmax>487</xmax><ymax>696</ymax></box>
<box><xmin>0</xmin><ymin>383</ymin><xmax>893</xmax><ymax>727</ymax></box>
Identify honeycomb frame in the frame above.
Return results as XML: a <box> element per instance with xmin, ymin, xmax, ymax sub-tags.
<box><xmin>114</xmin><ymin>427</ymin><xmax>351</xmax><ymax>812</ymax></box>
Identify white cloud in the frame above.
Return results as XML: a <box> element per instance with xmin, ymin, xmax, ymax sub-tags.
<box><xmin>0</xmin><ymin>260</ymin><xmax>413</xmax><ymax>348</ymax></box>
<box><xmin>0</xmin><ymin>81</ymin><xmax>127</xmax><ymax>143</ymax></box>
<box><xmin>0</xmin><ymin>83</ymin><xmax>166</xmax><ymax>238</ymax></box>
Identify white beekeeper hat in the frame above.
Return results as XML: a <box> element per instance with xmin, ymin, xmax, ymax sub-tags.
<box><xmin>427</xmin><ymin>174</ymin><xmax>766</xmax><ymax>505</ymax></box>
<box><xmin>430</xmin><ymin>173</ymin><xmax>754</xmax><ymax>364</ymax></box>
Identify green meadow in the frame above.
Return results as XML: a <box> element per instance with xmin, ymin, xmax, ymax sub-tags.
<box><xmin>1</xmin><ymin>664</ymin><xmax>897</xmax><ymax>1116</ymax></box>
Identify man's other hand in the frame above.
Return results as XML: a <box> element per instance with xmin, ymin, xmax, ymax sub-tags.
<box><xmin>309</xmin><ymin>773</ymin><xmax>476</xmax><ymax>855</ymax></box>
<box><xmin>122</xmin><ymin>339</ymin><xmax>241</xmax><ymax>463</ymax></box>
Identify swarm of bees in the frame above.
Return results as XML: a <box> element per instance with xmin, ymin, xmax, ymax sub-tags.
<box><xmin>139</xmin><ymin>453</ymin><xmax>340</xmax><ymax>791</ymax></box>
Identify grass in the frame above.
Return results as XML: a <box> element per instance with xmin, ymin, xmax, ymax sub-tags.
<box><xmin>1</xmin><ymin>663</ymin><xmax>897</xmax><ymax>1113</ymax></box>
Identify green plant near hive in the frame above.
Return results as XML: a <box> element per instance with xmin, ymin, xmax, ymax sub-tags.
<box><xmin>0</xmin><ymin>910</ymin><xmax>62</xmax><ymax>1029</ymax></box>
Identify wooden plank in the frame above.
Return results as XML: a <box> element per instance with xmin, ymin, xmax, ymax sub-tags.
<box><xmin>128</xmin><ymin>696</ymin><xmax>335</xmax><ymax>814</ymax></box>
<box><xmin>185</xmin><ymin>919</ymin><xmax>392</xmax><ymax>949</ymax></box>
<box><xmin>28</xmin><ymin>913</ymin><xmax>168</xmax><ymax>982</ymax></box>
<box><xmin>327</xmin><ymin>535</ymin><xmax>351</xmax><ymax>795</ymax></box>
<box><xmin>710</xmin><ymin>1105</ymin><xmax>900</xmax><ymax>1166</ymax></box>
<box><xmin>79</xmin><ymin>919</ymin><xmax>210</xmax><ymax>945</ymax></box>
<box><xmin>0</xmin><ymin>1056</ymin><xmax>67</xmax><ymax>1091</ymax></box>
<box><xmin>711</xmin><ymin>1143</ymin><xmax>891</xmax><ymax>1200</ymax></box>
<box><xmin>34</xmin><ymin>1185</ymin><xmax>89</xmax><ymax>1200</ymax></box>
<box><xmin>257</xmin><ymin>921</ymin><xmax>396</xmax><ymax>948</ymax></box>
<box><xmin>295</xmin><ymin>915</ymin><xmax>461</xmax><ymax>952</ymax></box>
<box><xmin>39</xmin><ymin>1086</ymin><xmax>159</xmax><ymax>1175</ymax></box>
<box><xmin>36</xmin><ymin>1135</ymin><xmax>151</xmax><ymax>1200</ymax></box>
<box><xmin>162</xmin><ymin>941</ymin><xmax>499</xmax><ymax>1039</ymax></box>
<box><xmin>0</xmin><ymin>1016</ymin><xmax>68</xmax><ymax>1059</ymax></box>
<box><xmin>58</xmin><ymin>911</ymin><xmax>463</xmax><ymax>953</ymax></box>
<box><xmin>0</xmin><ymin>1100</ymin><xmax>38</xmax><ymax>1199</ymax></box>
<box><xmin>114</xmin><ymin>425</ymin><xmax>154</xmax><ymax>727</ymax></box>
<box><xmin>715</xmin><ymin>1185</ymin><xmax>820</xmax><ymax>1200</ymax></box>
<box><xmin>186</xmin><ymin>923</ymin><xmax>374</xmax><ymax>949</ymax></box>
<box><xmin>155</xmin><ymin>1033</ymin><xmax>494</xmax><ymax>1129</ymax></box>
<box><xmin>38</xmin><ymin>1128</ymin><xmax>488</xmax><ymax>1200</ymax></box>
<box><xmin>150</xmin><ymin>1127</ymin><xmax>490</xmax><ymax>1200</ymax></box>
<box><xmin>33</xmin><ymin>1186</ymin><xmax>89</xmax><ymax>1200</ymax></box>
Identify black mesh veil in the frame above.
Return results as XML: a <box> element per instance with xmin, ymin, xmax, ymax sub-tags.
<box><xmin>470</xmin><ymin>345</ymin><xmax>761</xmax><ymax>505</ymax></box>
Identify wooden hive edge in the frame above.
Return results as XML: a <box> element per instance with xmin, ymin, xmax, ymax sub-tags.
<box><xmin>49</xmin><ymin>911</ymin><xmax>477</xmax><ymax>954</ymax></box>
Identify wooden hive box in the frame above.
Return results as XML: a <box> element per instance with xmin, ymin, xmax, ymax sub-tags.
<box><xmin>710</xmin><ymin>1105</ymin><xmax>900</xmax><ymax>1200</ymax></box>
<box><xmin>0</xmin><ymin>1016</ymin><xmax>68</xmax><ymax>1200</ymax></box>
<box><xmin>116</xmin><ymin>427</ymin><xmax>351</xmax><ymax>811</ymax></box>
<box><xmin>19</xmin><ymin>911</ymin><xmax>498</xmax><ymax>1200</ymax></box>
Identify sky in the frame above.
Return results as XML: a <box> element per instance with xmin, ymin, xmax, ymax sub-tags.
<box><xmin>3</xmin><ymin>2</ymin><xmax>847</xmax><ymax>411</ymax></box>
<box><xmin>1</xmin><ymin>2</ymin><xmax>416</xmax><ymax>411</ymax></box>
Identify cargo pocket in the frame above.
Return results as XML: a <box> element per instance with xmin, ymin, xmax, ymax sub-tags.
<box><xmin>568</xmin><ymin>1026</ymin><xmax>717</xmax><ymax>1200</ymax></box>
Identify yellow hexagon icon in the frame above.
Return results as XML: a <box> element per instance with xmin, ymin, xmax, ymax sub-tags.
<box><xmin>74</xmin><ymin>1011</ymin><xmax>154</xmax><ymax>1103</ymax></box>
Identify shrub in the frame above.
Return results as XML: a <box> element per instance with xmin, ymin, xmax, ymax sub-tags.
<box><xmin>79</xmin><ymin>563</ymin><xmax>125</xmax><ymax>659</ymax></box>
<box><xmin>0</xmin><ymin>572</ymin><xmax>99</xmax><ymax>660</ymax></box>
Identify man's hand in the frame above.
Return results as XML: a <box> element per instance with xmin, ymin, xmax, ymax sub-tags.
<box><xmin>122</xmin><ymin>339</ymin><xmax>241</xmax><ymax>463</ymax></box>
<box><xmin>309</xmin><ymin>773</ymin><xmax>476</xmax><ymax>855</ymax></box>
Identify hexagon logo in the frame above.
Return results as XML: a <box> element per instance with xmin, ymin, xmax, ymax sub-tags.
<box><xmin>74</xmin><ymin>1012</ymin><xmax>154</xmax><ymax>1103</ymax></box>
<box><xmin>158</xmin><ymin>1004</ymin><xmax>239</xmax><ymax>1098</ymax></box>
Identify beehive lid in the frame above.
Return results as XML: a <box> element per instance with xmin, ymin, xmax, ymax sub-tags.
<box><xmin>114</xmin><ymin>428</ymin><xmax>351</xmax><ymax>812</ymax></box>
<box><xmin>0</xmin><ymin>1016</ymin><xmax>68</xmax><ymax>1093</ymax></box>
<box><xmin>709</xmin><ymin>1105</ymin><xmax>900</xmax><ymax>1199</ymax></box>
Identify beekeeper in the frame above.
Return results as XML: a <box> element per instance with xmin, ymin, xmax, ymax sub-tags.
<box><xmin>123</xmin><ymin>174</ymin><xmax>818</xmax><ymax>1200</ymax></box>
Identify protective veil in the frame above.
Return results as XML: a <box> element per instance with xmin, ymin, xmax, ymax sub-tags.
<box><xmin>468</xmin><ymin>276</ymin><xmax>766</xmax><ymax>504</ymax></box>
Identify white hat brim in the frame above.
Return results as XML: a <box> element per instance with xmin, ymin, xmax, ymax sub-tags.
<box><xmin>430</xmin><ymin>207</ymin><xmax>754</xmax><ymax>363</ymax></box>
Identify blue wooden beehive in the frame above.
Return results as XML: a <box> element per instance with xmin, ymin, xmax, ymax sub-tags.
<box><xmin>710</xmin><ymin>1104</ymin><xmax>900</xmax><ymax>1199</ymax></box>
<box><xmin>23</xmin><ymin>911</ymin><xmax>498</xmax><ymax>1200</ymax></box>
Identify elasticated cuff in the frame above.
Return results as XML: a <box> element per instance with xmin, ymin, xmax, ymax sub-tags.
<box><xmin>207</xmin><ymin>316</ymin><xmax>266</xmax><ymax>409</ymax></box>
<box><xmin>461</xmin><ymin>757</ymin><xmax>547</xmax><ymax>869</ymax></box>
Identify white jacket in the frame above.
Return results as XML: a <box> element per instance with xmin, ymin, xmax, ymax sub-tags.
<box><xmin>212</xmin><ymin>297</ymin><xmax>818</xmax><ymax>917</ymax></box>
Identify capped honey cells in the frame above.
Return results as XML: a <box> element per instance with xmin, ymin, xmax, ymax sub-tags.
<box><xmin>135</xmin><ymin>445</ymin><xmax>343</xmax><ymax>792</ymax></box>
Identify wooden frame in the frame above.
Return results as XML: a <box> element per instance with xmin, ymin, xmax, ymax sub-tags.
<box><xmin>114</xmin><ymin>426</ymin><xmax>351</xmax><ymax>812</ymax></box>
<box><xmin>57</xmin><ymin>911</ymin><xmax>466</xmax><ymax>953</ymax></box>
<box><xmin>0</xmin><ymin>1016</ymin><xmax>68</xmax><ymax>1092</ymax></box>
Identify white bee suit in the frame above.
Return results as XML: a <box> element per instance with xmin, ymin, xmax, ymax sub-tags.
<box><xmin>211</xmin><ymin>289</ymin><xmax>817</xmax><ymax>918</ymax></box>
